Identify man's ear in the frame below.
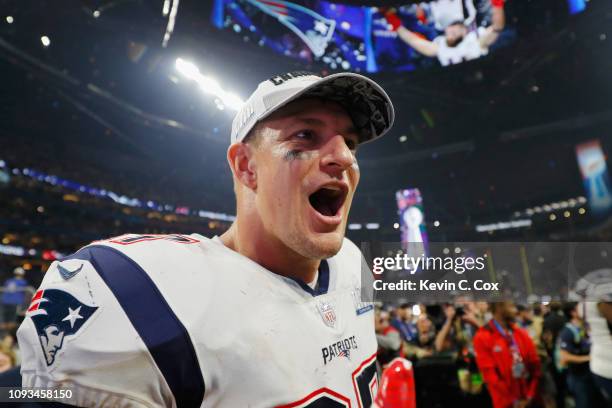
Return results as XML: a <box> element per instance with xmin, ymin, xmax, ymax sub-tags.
<box><xmin>227</xmin><ymin>142</ymin><xmax>257</xmax><ymax>190</ymax></box>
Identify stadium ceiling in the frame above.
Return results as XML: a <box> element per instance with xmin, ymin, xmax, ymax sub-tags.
<box><xmin>1</xmin><ymin>0</ymin><xmax>611</xmax><ymax>221</ymax></box>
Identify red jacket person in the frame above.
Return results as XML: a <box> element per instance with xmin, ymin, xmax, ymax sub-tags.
<box><xmin>474</xmin><ymin>301</ymin><xmax>541</xmax><ymax>408</ymax></box>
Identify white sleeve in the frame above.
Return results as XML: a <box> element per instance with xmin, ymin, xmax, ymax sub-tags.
<box><xmin>17</xmin><ymin>248</ymin><xmax>176</xmax><ymax>408</ymax></box>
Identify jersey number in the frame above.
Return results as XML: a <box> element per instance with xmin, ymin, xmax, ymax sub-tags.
<box><xmin>279</xmin><ymin>354</ymin><xmax>378</xmax><ymax>408</ymax></box>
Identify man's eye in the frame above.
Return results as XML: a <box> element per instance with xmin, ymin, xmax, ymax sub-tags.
<box><xmin>294</xmin><ymin>130</ymin><xmax>315</xmax><ymax>141</ymax></box>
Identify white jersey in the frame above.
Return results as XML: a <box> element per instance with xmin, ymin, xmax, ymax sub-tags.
<box><xmin>429</xmin><ymin>0</ymin><xmax>476</xmax><ymax>31</ymax></box>
<box><xmin>585</xmin><ymin>302</ymin><xmax>612</xmax><ymax>378</ymax></box>
<box><xmin>574</xmin><ymin>269</ymin><xmax>612</xmax><ymax>379</ymax></box>
<box><xmin>434</xmin><ymin>26</ymin><xmax>488</xmax><ymax>66</ymax></box>
<box><xmin>17</xmin><ymin>234</ymin><xmax>377</xmax><ymax>408</ymax></box>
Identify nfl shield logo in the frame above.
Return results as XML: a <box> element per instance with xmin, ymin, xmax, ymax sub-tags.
<box><xmin>317</xmin><ymin>301</ymin><xmax>336</xmax><ymax>328</ymax></box>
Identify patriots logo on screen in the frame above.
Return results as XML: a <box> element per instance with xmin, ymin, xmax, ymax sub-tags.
<box><xmin>27</xmin><ymin>289</ymin><xmax>98</xmax><ymax>366</ymax></box>
<box><xmin>246</xmin><ymin>0</ymin><xmax>336</xmax><ymax>57</ymax></box>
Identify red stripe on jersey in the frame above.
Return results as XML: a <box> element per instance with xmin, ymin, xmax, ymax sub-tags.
<box><xmin>27</xmin><ymin>290</ymin><xmax>44</xmax><ymax>311</ymax></box>
<box><xmin>276</xmin><ymin>387</ymin><xmax>351</xmax><ymax>408</ymax></box>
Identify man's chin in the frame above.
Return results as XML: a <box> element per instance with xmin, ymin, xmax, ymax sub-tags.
<box><xmin>301</xmin><ymin>231</ymin><xmax>345</xmax><ymax>260</ymax></box>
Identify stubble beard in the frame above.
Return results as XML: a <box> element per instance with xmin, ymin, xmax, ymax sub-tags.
<box><xmin>284</xmin><ymin>225</ymin><xmax>344</xmax><ymax>260</ymax></box>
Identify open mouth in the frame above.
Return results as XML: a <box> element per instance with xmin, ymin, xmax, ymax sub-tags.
<box><xmin>308</xmin><ymin>185</ymin><xmax>348</xmax><ymax>218</ymax></box>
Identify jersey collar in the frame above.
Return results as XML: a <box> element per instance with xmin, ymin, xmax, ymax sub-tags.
<box><xmin>288</xmin><ymin>260</ymin><xmax>330</xmax><ymax>297</ymax></box>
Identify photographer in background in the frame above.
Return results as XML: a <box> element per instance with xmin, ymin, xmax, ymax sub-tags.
<box><xmin>434</xmin><ymin>302</ymin><xmax>482</xmax><ymax>354</ymax></box>
<box><xmin>434</xmin><ymin>302</ymin><xmax>484</xmax><ymax>396</ymax></box>
<box><xmin>404</xmin><ymin>315</ymin><xmax>435</xmax><ymax>360</ymax></box>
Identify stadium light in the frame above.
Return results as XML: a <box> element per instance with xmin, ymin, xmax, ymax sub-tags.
<box><xmin>6</xmin><ymin>16</ymin><xmax>14</xmax><ymax>24</ymax></box>
<box><xmin>176</xmin><ymin>58</ymin><xmax>201</xmax><ymax>79</ymax></box>
<box><xmin>40</xmin><ymin>35</ymin><xmax>50</xmax><ymax>47</ymax></box>
<box><xmin>175</xmin><ymin>58</ymin><xmax>244</xmax><ymax>111</ymax></box>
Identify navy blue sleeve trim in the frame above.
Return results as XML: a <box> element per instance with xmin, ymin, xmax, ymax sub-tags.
<box><xmin>64</xmin><ymin>245</ymin><xmax>205</xmax><ymax>408</ymax></box>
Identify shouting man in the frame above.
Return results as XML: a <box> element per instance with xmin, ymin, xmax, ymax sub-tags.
<box><xmin>17</xmin><ymin>71</ymin><xmax>394</xmax><ymax>407</ymax></box>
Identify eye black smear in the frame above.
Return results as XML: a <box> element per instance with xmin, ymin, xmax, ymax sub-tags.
<box><xmin>284</xmin><ymin>150</ymin><xmax>303</xmax><ymax>161</ymax></box>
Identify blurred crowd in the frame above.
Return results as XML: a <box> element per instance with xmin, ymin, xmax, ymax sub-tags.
<box><xmin>375</xmin><ymin>300</ymin><xmax>612</xmax><ymax>408</ymax></box>
<box><xmin>0</xmin><ymin>267</ymin><xmax>31</xmax><ymax>378</ymax></box>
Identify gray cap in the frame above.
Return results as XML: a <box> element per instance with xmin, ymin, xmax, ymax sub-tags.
<box><xmin>231</xmin><ymin>71</ymin><xmax>395</xmax><ymax>144</ymax></box>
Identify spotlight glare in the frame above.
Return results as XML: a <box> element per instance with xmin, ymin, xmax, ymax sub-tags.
<box><xmin>93</xmin><ymin>10</ymin><xmax>100</xmax><ymax>18</ymax></box>
<box><xmin>175</xmin><ymin>58</ymin><xmax>244</xmax><ymax>111</ymax></box>
<box><xmin>40</xmin><ymin>35</ymin><xmax>50</xmax><ymax>47</ymax></box>
<box><xmin>6</xmin><ymin>16</ymin><xmax>14</xmax><ymax>24</ymax></box>
<box><xmin>175</xmin><ymin>58</ymin><xmax>200</xmax><ymax>80</ymax></box>
<box><xmin>222</xmin><ymin>92</ymin><xmax>244</xmax><ymax>111</ymax></box>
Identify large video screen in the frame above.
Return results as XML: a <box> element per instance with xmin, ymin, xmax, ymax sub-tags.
<box><xmin>576</xmin><ymin>139</ymin><xmax>612</xmax><ymax>216</ymax></box>
<box><xmin>211</xmin><ymin>0</ymin><xmax>578</xmax><ymax>72</ymax></box>
<box><xmin>396</xmin><ymin>188</ymin><xmax>428</xmax><ymax>263</ymax></box>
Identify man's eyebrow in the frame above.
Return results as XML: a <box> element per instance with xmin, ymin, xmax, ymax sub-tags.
<box><xmin>292</xmin><ymin>117</ymin><xmax>359</xmax><ymax>138</ymax></box>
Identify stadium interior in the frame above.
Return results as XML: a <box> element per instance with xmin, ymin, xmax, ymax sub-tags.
<box><xmin>1</xmin><ymin>0</ymin><xmax>612</xmax><ymax>406</ymax></box>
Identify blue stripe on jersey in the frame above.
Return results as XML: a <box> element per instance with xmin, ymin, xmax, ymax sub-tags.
<box><xmin>64</xmin><ymin>245</ymin><xmax>205</xmax><ymax>408</ymax></box>
<box><xmin>290</xmin><ymin>259</ymin><xmax>330</xmax><ymax>296</ymax></box>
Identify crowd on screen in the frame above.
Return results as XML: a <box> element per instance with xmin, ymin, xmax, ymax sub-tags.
<box><xmin>375</xmin><ymin>300</ymin><xmax>611</xmax><ymax>408</ymax></box>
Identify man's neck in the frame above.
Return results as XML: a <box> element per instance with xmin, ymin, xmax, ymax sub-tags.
<box><xmin>220</xmin><ymin>221</ymin><xmax>320</xmax><ymax>285</ymax></box>
<box><xmin>570</xmin><ymin>317</ymin><xmax>581</xmax><ymax>327</ymax></box>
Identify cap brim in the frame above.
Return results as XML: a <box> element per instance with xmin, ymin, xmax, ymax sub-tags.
<box><xmin>260</xmin><ymin>73</ymin><xmax>395</xmax><ymax>144</ymax></box>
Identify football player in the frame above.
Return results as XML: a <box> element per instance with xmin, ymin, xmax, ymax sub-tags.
<box><xmin>16</xmin><ymin>71</ymin><xmax>394</xmax><ymax>407</ymax></box>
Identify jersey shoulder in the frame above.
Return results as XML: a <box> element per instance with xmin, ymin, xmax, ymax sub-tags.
<box><xmin>16</xmin><ymin>233</ymin><xmax>211</xmax><ymax>406</ymax></box>
<box><xmin>79</xmin><ymin>232</ymin><xmax>223</xmax><ymax>279</ymax></box>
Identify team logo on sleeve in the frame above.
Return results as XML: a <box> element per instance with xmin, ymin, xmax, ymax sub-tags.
<box><xmin>27</xmin><ymin>289</ymin><xmax>98</xmax><ymax>366</ymax></box>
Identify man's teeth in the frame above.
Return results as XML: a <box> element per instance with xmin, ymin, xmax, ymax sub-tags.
<box><xmin>321</xmin><ymin>187</ymin><xmax>342</xmax><ymax>196</ymax></box>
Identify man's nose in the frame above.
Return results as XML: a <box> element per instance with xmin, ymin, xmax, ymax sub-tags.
<box><xmin>320</xmin><ymin>135</ymin><xmax>355</xmax><ymax>176</ymax></box>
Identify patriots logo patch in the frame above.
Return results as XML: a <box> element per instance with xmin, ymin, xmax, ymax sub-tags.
<box><xmin>27</xmin><ymin>289</ymin><xmax>98</xmax><ymax>366</ymax></box>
